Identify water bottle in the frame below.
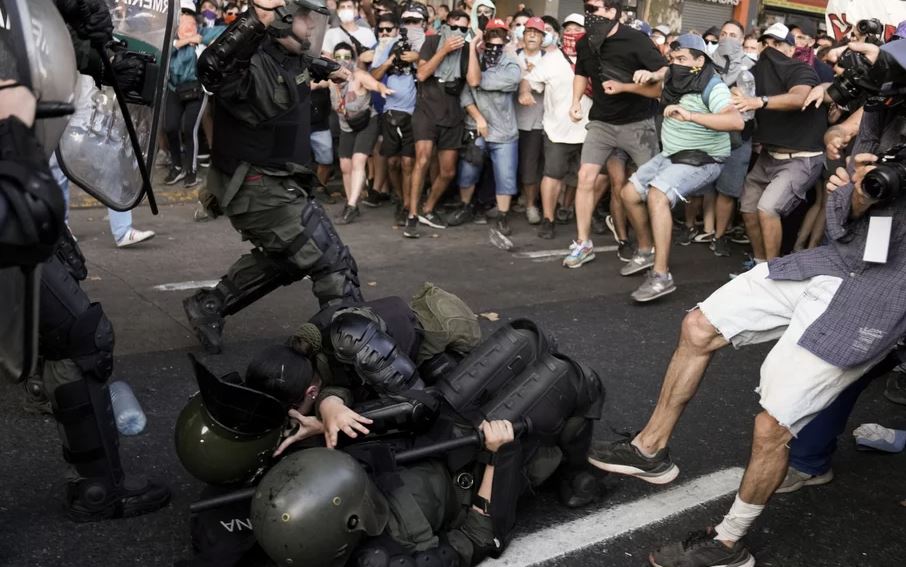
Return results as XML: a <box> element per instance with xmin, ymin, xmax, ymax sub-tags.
<box><xmin>737</xmin><ymin>69</ymin><xmax>757</xmax><ymax>121</ymax></box>
<box><xmin>109</xmin><ymin>381</ymin><xmax>147</xmax><ymax>436</ymax></box>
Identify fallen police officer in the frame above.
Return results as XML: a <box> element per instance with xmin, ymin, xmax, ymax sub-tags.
<box><xmin>174</xmin><ymin>288</ymin><xmax>606</xmax><ymax>567</ymax></box>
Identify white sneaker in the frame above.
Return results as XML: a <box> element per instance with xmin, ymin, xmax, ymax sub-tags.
<box><xmin>775</xmin><ymin>466</ymin><xmax>834</xmax><ymax>494</ymax></box>
<box><xmin>526</xmin><ymin>206</ymin><xmax>542</xmax><ymax>225</ymax></box>
<box><xmin>116</xmin><ymin>228</ymin><xmax>155</xmax><ymax>248</ymax></box>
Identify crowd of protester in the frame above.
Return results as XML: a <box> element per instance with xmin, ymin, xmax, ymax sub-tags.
<box><xmin>163</xmin><ymin>0</ymin><xmax>888</xmax><ymax>303</ymax></box>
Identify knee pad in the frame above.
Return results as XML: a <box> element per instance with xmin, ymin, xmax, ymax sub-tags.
<box><xmin>42</xmin><ymin>299</ymin><xmax>114</xmax><ymax>383</ymax></box>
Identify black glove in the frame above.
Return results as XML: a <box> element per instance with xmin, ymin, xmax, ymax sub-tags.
<box><xmin>111</xmin><ymin>50</ymin><xmax>146</xmax><ymax>95</ymax></box>
<box><xmin>55</xmin><ymin>0</ymin><xmax>114</xmax><ymax>46</ymax></box>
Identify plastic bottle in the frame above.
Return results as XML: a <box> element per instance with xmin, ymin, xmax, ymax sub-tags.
<box><xmin>737</xmin><ymin>69</ymin><xmax>757</xmax><ymax>121</ymax></box>
<box><xmin>109</xmin><ymin>381</ymin><xmax>146</xmax><ymax>436</ymax></box>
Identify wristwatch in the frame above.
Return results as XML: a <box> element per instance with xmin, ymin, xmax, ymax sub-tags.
<box><xmin>760</xmin><ymin>95</ymin><xmax>770</xmax><ymax>109</ymax></box>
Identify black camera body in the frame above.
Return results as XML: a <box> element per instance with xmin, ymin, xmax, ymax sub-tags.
<box><xmin>828</xmin><ymin>49</ymin><xmax>881</xmax><ymax>110</ymax></box>
<box><xmin>863</xmin><ymin>144</ymin><xmax>906</xmax><ymax>202</ymax></box>
<box><xmin>389</xmin><ymin>27</ymin><xmax>414</xmax><ymax>75</ymax></box>
<box><xmin>857</xmin><ymin>18</ymin><xmax>884</xmax><ymax>44</ymax></box>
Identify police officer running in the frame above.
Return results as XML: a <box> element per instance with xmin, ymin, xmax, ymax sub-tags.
<box><xmin>183</xmin><ymin>0</ymin><xmax>364</xmax><ymax>354</ymax></box>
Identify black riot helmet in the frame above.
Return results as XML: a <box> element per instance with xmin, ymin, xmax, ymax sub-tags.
<box><xmin>270</xmin><ymin>0</ymin><xmax>331</xmax><ymax>56</ymax></box>
<box><xmin>251</xmin><ymin>448</ymin><xmax>390</xmax><ymax>567</ymax></box>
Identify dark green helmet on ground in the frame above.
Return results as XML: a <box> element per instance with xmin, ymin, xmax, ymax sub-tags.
<box><xmin>251</xmin><ymin>448</ymin><xmax>390</xmax><ymax>567</ymax></box>
<box><xmin>174</xmin><ymin>355</ymin><xmax>286</xmax><ymax>486</ymax></box>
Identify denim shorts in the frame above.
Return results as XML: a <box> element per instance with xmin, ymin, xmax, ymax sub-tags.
<box><xmin>310</xmin><ymin>129</ymin><xmax>333</xmax><ymax>165</ymax></box>
<box><xmin>458</xmin><ymin>137</ymin><xmax>518</xmax><ymax>196</ymax></box>
<box><xmin>629</xmin><ymin>152</ymin><xmax>723</xmax><ymax>207</ymax></box>
<box><xmin>711</xmin><ymin>139</ymin><xmax>752</xmax><ymax>198</ymax></box>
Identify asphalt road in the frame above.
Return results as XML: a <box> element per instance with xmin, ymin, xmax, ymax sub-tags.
<box><xmin>1</xmin><ymin>200</ymin><xmax>904</xmax><ymax>567</ymax></box>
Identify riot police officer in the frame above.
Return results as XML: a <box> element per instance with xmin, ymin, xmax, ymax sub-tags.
<box><xmin>183</xmin><ymin>0</ymin><xmax>364</xmax><ymax>355</ymax></box>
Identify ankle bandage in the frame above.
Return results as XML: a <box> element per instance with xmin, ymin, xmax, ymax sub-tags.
<box><xmin>714</xmin><ymin>494</ymin><xmax>764</xmax><ymax>542</ymax></box>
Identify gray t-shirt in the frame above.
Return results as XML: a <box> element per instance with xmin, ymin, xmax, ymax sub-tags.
<box><xmin>461</xmin><ymin>53</ymin><xmax>522</xmax><ymax>143</ymax></box>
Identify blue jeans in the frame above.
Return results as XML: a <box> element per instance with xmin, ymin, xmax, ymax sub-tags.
<box><xmin>49</xmin><ymin>154</ymin><xmax>132</xmax><ymax>242</ymax></box>
<box><xmin>789</xmin><ymin>351</ymin><xmax>898</xmax><ymax>475</ymax></box>
<box><xmin>458</xmin><ymin>138</ymin><xmax>518</xmax><ymax>196</ymax></box>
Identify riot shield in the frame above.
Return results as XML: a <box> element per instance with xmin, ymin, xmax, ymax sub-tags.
<box><xmin>58</xmin><ymin>0</ymin><xmax>176</xmax><ymax>212</ymax></box>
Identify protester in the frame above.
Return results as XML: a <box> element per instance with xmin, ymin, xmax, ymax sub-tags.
<box><xmin>322</xmin><ymin>0</ymin><xmax>377</xmax><ymax>56</ymax></box>
<box><xmin>515</xmin><ymin>16</ymin><xmax>547</xmax><ymax>226</ymax></box>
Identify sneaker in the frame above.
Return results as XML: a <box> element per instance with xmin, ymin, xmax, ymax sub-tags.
<box><xmin>693</xmin><ymin>231</ymin><xmax>715</xmax><ymax>244</ymax></box>
<box><xmin>403</xmin><ymin>216</ymin><xmax>420</xmax><ymax>238</ymax></box>
<box><xmin>394</xmin><ymin>204</ymin><xmax>408</xmax><ymax>227</ymax></box>
<box><xmin>563</xmin><ymin>240</ymin><xmax>595</xmax><ymax>269</ymax></box>
<box><xmin>362</xmin><ymin>190</ymin><xmax>390</xmax><ymax>208</ymax></box>
<box><xmin>605</xmin><ymin>214</ymin><xmax>620</xmax><ymax>242</ymax></box>
<box><xmin>183</xmin><ymin>170</ymin><xmax>200</xmax><ymax>188</ymax></box>
<box><xmin>472</xmin><ymin>207</ymin><xmax>488</xmax><ymax>225</ymax></box>
<box><xmin>620</xmin><ymin>249</ymin><xmax>655</xmax><ymax>276</ymax></box>
<box><xmin>649</xmin><ymin>529</ymin><xmax>755</xmax><ymax>567</ymax></box>
<box><xmin>198</xmin><ymin>155</ymin><xmax>211</xmax><ymax>168</ymax></box>
<box><xmin>775</xmin><ymin>466</ymin><xmax>834</xmax><ymax>494</ymax></box>
<box><xmin>418</xmin><ymin>211</ymin><xmax>447</xmax><ymax>229</ymax></box>
<box><xmin>338</xmin><ymin>204</ymin><xmax>360</xmax><ymax>224</ymax></box>
<box><xmin>729</xmin><ymin>226</ymin><xmax>750</xmax><ymax>245</ymax></box>
<box><xmin>116</xmin><ymin>228</ymin><xmax>155</xmax><ymax>248</ymax></box>
<box><xmin>587</xmin><ymin>435</ymin><xmax>679</xmax><ymax>484</ymax></box>
<box><xmin>489</xmin><ymin>227</ymin><xmax>515</xmax><ymax>250</ymax></box>
<box><xmin>537</xmin><ymin>218</ymin><xmax>555</xmax><ymax>239</ymax></box>
<box><xmin>675</xmin><ymin>225</ymin><xmax>699</xmax><ymax>246</ymax></box>
<box><xmin>729</xmin><ymin>256</ymin><xmax>757</xmax><ymax>279</ymax></box>
<box><xmin>884</xmin><ymin>373</ymin><xmax>906</xmax><ymax>405</ymax></box>
<box><xmin>526</xmin><ymin>206</ymin><xmax>542</xmax><ymax>225</ymax></box>
<box><xmin>164</xmin><ymin>166</ymin><xmax>185</xmax><ymax>185</ymax></box>
<box><xmin>555</xmin><ymin>206</ymin><xmax>574</xmax><ymax>225</ymax></box>
<box><xmin>617</xmin><ymin>239</ymin><xmax>634</xmax><ymax>262</ymax></box>
<box><xmin>496</xmin><ymin>211</ymin><xmax>512</xmax><ymax>236</ymax></box>
<box><xmin>710</xmin><ymin>235</ymin><xmax>731</xmax><ymax>257</ymax></box>
<box><xmin>591</xmin><ymin>213</ymin><xmax>608</xmax><ymax>235</ymax></box>
<box><xmin>631</xmin><ymin>271</ymin><xmax>677</xmax><ymax>303</ymax></box>
<box><xmin>447</xmin><ymin>203</ymin><xmax>473</xmax><ymax>227</ymax></box>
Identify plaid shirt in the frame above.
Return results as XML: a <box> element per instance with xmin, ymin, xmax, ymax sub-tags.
<box><xmin>767</xmin><ymin>109</ymin><xmax>906</xmax><ymax>368</ymax></box>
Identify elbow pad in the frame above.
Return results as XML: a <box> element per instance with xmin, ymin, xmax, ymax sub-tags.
<box><xmin>197</xmin><ymin>13</ymin><xmax>267</xmax><ymax>92</ymax></box>
<box><xmin>330</xmin><ymin>312</ymin><xmax>421</xmax><ymax>394</ymax></box>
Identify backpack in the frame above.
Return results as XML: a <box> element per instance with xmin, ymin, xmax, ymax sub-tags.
<box><xmin>701</xmin><ymin>75</ymin><xmax>723</xmax><ymax>109</ymax></box>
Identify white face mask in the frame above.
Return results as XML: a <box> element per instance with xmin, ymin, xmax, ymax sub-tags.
<box><xmin>705</xmin><ymin>42</ymin><xmax>718</xmax><ymax>56</ymax></box>
<box><xmin>338</xmin><ymin>8</ymin><xmax>356</xmax><ymax>23</ymax></box>
<box><xmin>542</xmin><ymin>31</ymin><xmax>556</xmax><ymax>48</ymax></box>
<box><xmin>745</xmin><ymin>52</ymin><xmax>758</xmax><ymax>62</ymax></box>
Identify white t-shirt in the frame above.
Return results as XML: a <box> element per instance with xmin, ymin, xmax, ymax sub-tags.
<box><xmin>321</xmin><ymin>25</ymin><xmax>377</xmax><ymax>56</ymax></box>
<box><xmin>525</xmin><ymin>51</ymin><xmax>591</xmax><ymax>145</ymax></box>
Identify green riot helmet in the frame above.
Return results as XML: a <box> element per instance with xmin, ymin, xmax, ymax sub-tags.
<box><xmin>251</xmin><ymin>448</ymin><xmax>390</xmax><ymax>567</ymax></box>
<box><xmin>269</xmin><ymin>0</ymin><xmax>331</xmax><ymax>57</ymax></box>
<box><xmin>174</xmin><ymin>354</ymin><xmax>287</xmax><ymax>486</ymax></box>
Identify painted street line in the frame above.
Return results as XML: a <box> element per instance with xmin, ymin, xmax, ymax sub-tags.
<box><xmin>485</xmin><ymin>467</ymin><xmax>744</xmax><ymax>566</ymax></box>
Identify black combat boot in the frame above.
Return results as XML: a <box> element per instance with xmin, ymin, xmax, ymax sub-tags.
<box><xmin>53</xmin><ymin>379</ymin><xmax>170</xmax><ymax>522</ymax></box>
<box><xmin>183</xmin><ymin>288</ymin><xmax>227</xmax><ymax>354</ymax></box>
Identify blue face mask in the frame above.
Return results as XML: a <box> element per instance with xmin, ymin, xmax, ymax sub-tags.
<box><xmin>542</xmin><ymin>32</ymin><xmax>555</xmax><ymax>48</ymax></box>
<box><xmin>514</xmin><ymin>24</ymin><xmax>525</xmax><ymax>41</ymax></box>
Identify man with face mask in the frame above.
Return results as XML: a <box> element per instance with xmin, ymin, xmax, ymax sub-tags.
<box><xmin>620</xmin><ymin>34</ymin><xmax>744</xmax><ymax>302</ymax></box>
<box><xmin>470</xmin><ymin>0</ymin><xmax>495</xmax><ymax>39</ymax></box>
<box><xmin>564</xmin><ymin>0</ymin><xmax>667</xmax><ymax>269</ymax></box>
<box><xmin>730</xmin><ymin>22</ymin><xmax>827</xmax><ymax>270</ymax></box>
<box><xmin>183</xmin><ymin>0</ymin><xmax>364</xmax><ymax>354</ymax></box>
<box><xmin>321</xmin><ymin>0</ymin><xmax>376</xmax><ymax>56</ymax></box>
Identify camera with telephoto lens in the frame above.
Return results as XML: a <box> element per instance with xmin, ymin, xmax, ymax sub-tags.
<box><xmin>389</xmin><ymin>27</ymin><xmax>414</xmax><ymax>75</ymax></box>
<box><xmin>827</xmin><ymin>49</ymin><xmax>881</xmax><ymax>110</ymax></box>
<box><xmin>856</xmin><ymin>18</ymin><xmax>884</xmax><ymax>44</ymax></box>
<box><xmin>862</xmin><ymin>144</ymin><xmax>906</xmax><ymax>202</ymax></box>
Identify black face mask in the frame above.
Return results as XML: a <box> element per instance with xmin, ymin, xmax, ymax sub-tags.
<box><xmin>482</xmin><ymin>43</ymin><xmax>504</xmax><ymax>69</ymax></box>
<box><xmin>477</xmin><ymin>14</ymin><xmax>489</xmax><ymax>31</ymax></box>
<box><xmin>661</xmin><ymin>62</ymin><xmax>716</xmax><ymax>105</ymax></box>
<box><xmin>584</xmin><ymin>8</ymin><xmax>616</xmax><ymax>45</ymax></box>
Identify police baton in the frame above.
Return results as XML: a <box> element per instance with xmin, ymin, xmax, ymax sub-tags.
<box><xmin>188</xmin><ymin>418</ymin><xmax>532</xmax><ymax>514</ymax></box>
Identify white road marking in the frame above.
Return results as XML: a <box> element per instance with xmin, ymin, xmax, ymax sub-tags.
<box><xmin>485</xmin><ymin>467</ymin><xmax>744</xmax><ymax>567</ymax></box>
<box><xmin>514</xmin><ymin>245</ymin><xmax>619</xmax><ymax>260</ymax></box>
<box><xmin>152</xmin><ymin>280</ymin><xmax>220</xmax><ymax>291</ymax></box>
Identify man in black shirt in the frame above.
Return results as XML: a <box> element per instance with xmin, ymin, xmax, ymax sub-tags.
<box><xmin>731</xmin><ymin>23</ymin><xmax>827</xmax><ymax>264</ymax></box>
<box><xmin>406</xmin><ymin>9</ymin><xmax>470</xmax><ymax>238</ymax></box>
<box><xmin>564</xmin><ymin>0</ymin><xmax>666</xmax><ymax>269</ymax></box>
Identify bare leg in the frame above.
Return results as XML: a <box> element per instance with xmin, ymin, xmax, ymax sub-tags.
<box><xmin>563</xmin><ymin>184</ymin><xmax>577</xmax><ymax>208</ymax></box>
<box><xmin>400</xmin><ymin>156</ymin><xmax>414</xmax><ymax>211</ymax></box>
<box><xmin>685</xmin><ymin>196</ymin><xmax>702</xmax><ymax>229</ymax></box>
<box><xmin>347</xmin><ymin>153</ymin><xmax>369</xmax><ymax>206</ymax></box>
<box><xmin>714</xmin><ymin>193</ymin><xmax>736</xmax><ymax>239</ymax></box>
<box><xmin>339</xmin><ymin>157</ymin><xmax>352</xmax><ymax>202</ymax></box>
<box><xmin>622</xmin><ymin>181</ymin><xmax>653</xmax><ymax>252</ymax></box>
<box><xmin>742</xmin><ymin>211</ymin><xmax>766</xmax><ymax>260</ymax></box>
<box><xmin>634</xmin><ymin>309</ymin><xmax>730</xmax><ymax>453</ymax></box>
<box><xmin>574</xmin><ymin>163</ymin><xmax>603</xmax><ymax>242</ymax></box>
<box><xmin>372</xmin><ymin>147</ymin><xmax>389</xmax><ymax>194</ymax></box>
<box><xmin>606</xmin><ymin>158</ymin><xmax>629</xmax><ymax>240</ymax></box>
<box><xmin>460</xmin><ymin>185</ymin><xmax>475</xmax><ymax>204</ymax></box>
<box><xmin>540</xmin><ymin>176</ymin><xmax>562</xmax><ymax>222</ymax></box>
<box><xmin>737</xmin><ymin>411</ymin><xmax>793</xmax><ymax>505</ymax></box>
<box><xmin>808</xmin><ymin>192</ymin><xmax>827</xmax><ymax>249</ymax></box>
<box><xmin>387</xmin><ymin>156</ymin><xmax>402</xmax><ymax>201</ymax></box>
<box><xmin>496</xmin><ymin>194</ymin><xmax>512</xmax><ymax>214</ymax></box>
<box><xmin>759</xmin><ymin>212</ymin><xmax>783</xmax><ymax>260</ymax></box>
<box><xmin>422</xmin><ymin>149</ymin><xmax>458</xmax><ymax>214</ymax></box>
<box><xmin>648</xmin><ymin>188</ymin><xmax>674</xmax><ymax>274</ymax></box>
<box><xmin>524</xmin><ymin>183</ymin><xmax>539</xmax><ymax>210</ymax></box>
<box><xmin>593</xmin><ymin>173</ymin><xmax>609</xmax><ymax>206</ymax></box>
<box><xmin>702</xmin><ymin>192</ymin><xmax>716</xmax><ymax>235</ymax></box>
<box><xmin>410</xmin><ymin>140</ymin><xmax>435</xmax><ymax>219</ymax></box>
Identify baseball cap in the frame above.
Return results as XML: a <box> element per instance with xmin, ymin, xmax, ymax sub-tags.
<box><xmin>670</xmin><ymin>33</ymin><xmax>707</xmax><ymax>53</ymax></box>
<box><xmin>631</xmin><ymin>20</ymin><xmax>652</xmax><ymax>37</ymax></box>
<box><xmin>401</xmin><ymin>2</ymin><xmax>428</xmax><ymax>21</ymax></box>
<box><xmin>180</xmin><ymin>0</ymin><xmax>197</xmax><ymax>13</ymax></box>
<box><xmin>653</xmin><ymin>24</ymin><xmax>671</xmax><ymax>37</ymax></box>
<box><xmin>525</xmin><ymin>16</ymin><xmax>545</xmax><ymax>33</ymax></box>
<box><xmin>760</xmin><ymin>22</ymin><xmax>795</xmax><ymax>45</ymax></box>
<box><xmin>563</xmin><ymin>13</ymin><xmax>585</xmax><ymax>28</ymax></box>
<box><xmin>485</xmin><ymin>17</ymin><xmax>508</xmax><ymax>32</ymax></box>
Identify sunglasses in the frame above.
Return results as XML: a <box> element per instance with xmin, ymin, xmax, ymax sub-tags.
<box><xmin>334</xmin><ymin>53</ymin><xmax>353</xmax><ymax>60</ymax></box>
<box><xmin>226</xmin><ymin>10</ymin><xmax>238</xmax><ymax>15</ymax></box>
<box><xmin>401</xmin><ymin>17</ymin><xmax>424</xmax><ymax>25</ymax></box>
<box><xmin>705</xmin><ymin>39</ymin><xmax>718</xmax><ymax>45</ymax></box>
<box><xmin>378</xmin><ymin>26</ymin><xmax>396</xmax><ymax>33</ymax></box>
<box><xmin>447</xmin><ymin>24</ymin><xmax>468</xmax><ymax>33</ymax></box>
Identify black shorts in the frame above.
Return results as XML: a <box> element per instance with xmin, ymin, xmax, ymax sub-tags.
<box><xmin>542</xmin><ymin>136</ymin><xmax>582</xmax><ymax>181</ymax></box>
<box><xmin>518</xmin><ymin>129</ymin><xmax>544</xmax><ymax>185</ymax></box>
<box><xmin>338</xmin><ymin>115</ymin><xmax>380</xmax><ymax>159</ymax></box>
<box><xmin>380</xmin><ymin>110</ymin><xmax>415</xmax><ymax>158</ymax></box>
<box><xmin>412</xmin><ymin>108</ymin><xmax>463</xmax><ymax>150</ymax></box>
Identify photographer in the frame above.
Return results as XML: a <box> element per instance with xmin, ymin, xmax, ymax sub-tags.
<box><xmin>585</xmin><ymin>37</ymin><xmax>906</xmax><ymax>567</ymax></box>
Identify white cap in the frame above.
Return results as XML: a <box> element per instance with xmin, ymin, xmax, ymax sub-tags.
<box><xmin>181</xmin><ymin>0</ymin><xmax>197</xmax><ymax>13</ymax></box>
<box><xmin>760</xmin><ymin>22</ymin><xmax>794</xmax><ymax>45</ymax></box>
<box><xmin>563</xmin><ymin>13</ymin><xmax>584</xmax><ymax>27</ymax></box>
<box><xmin>654</xmin><ymin>24</ymin><xmax>671</xmax><ymax>37</ymax></box>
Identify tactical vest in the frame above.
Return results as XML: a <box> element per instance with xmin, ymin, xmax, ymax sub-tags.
<box><xmin>212</xmin><ymin>42</ymin><xmax>313</xmax><ymax>176</ymax></box>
